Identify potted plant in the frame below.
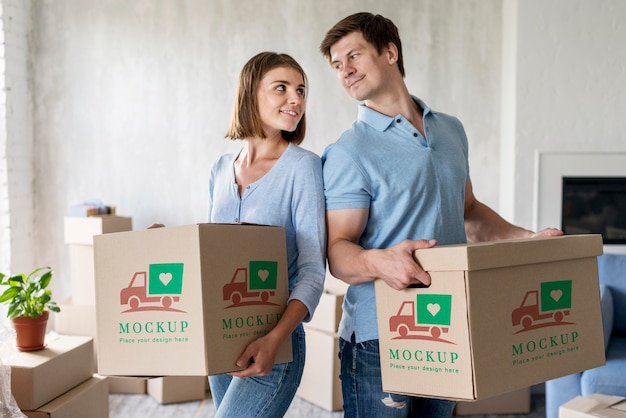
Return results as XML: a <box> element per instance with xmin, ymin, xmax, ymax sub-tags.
<box><xmin>0</xmin><ymin>266</ymin><xmax>61</xmax><ymax>351</ymax></box>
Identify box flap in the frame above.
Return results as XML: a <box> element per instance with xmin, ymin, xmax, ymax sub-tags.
<box><xmin>560</xmin><ymin>394</ymin><xmax>626</xmax><ymax>417</ymax></box>
<box><xmin>414</xmin><ymin>234</ymin><xmax>603</xmax><ymax>272</ymax></box>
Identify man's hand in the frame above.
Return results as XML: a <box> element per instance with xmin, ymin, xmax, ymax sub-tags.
<box><xmin>531</xmin><ymin>228</ymin><xmax>564</xmax><ymax>238</ymax></box>
<box><xmin>326</xmin><ymin>208</ymin><xmax>438</xmax><ymax>287</ymax></box>
<box><xmin>370</xmin><ymin>239</ymin><xmax>436</xmax><ymax>290</ymax></box>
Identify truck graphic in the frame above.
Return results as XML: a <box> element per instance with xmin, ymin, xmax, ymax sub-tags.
<box><xmin>120</xmin><ymin>263</ymin><xmax>184</xmax><ymax>311</ymax></box>
<box><xmin>512</xmin><ymin>280</ymin><xmax>572</xmax><ymax>331</ymax></box>
<box><xmin>223</xmin><ymin>261</ymin><xmax>278</xmax><ymax>307</ymax></box>
<box><xmin>389</xmin><ymin>294</ymin><xmax>452</xmax><ymax>340</ymax></box>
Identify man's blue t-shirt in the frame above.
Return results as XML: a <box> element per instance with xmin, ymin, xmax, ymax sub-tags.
<box><xmin>322</xmin><ymin>97</ymin><xmax>469</xmax><ymax>343</ymax></box>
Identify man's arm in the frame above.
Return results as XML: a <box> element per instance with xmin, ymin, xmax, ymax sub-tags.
<box><xmin>326</xmin><ymin>208</ymin><xmax>435</xmax><ymax>289</ymax></box>
<box><xmin>464</xmin><ymin>180</ymin><xmax>562</xmax><ymax>242</ymax></box>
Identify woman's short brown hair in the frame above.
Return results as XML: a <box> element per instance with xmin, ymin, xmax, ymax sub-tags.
<box><xmin>225</xmin><ymin>52</ymin><xmax>307</xmax><ymax>145</ymax></box>
<box><xmin>319</xmin><ymin>12</ymin><xmax>405</xmax><ymax>78</ymax></box>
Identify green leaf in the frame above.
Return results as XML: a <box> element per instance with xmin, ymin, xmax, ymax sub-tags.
<box><xmin>0</xmin><ymin>287</ymin><xmax>20</xmax><ymax>303</ymax></box>
<box><xmin>39</xmin><ymin>270</ymin><xmax>52</xmax><ymax>289</ymax></box>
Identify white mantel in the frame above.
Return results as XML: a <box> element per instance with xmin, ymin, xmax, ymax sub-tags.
<box><xmin>534</xmin><ymin>151</ymin><xmax>626</xmax><ymax>254</ymax></box>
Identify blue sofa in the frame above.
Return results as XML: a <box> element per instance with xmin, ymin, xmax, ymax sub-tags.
<box><xmin>545</xmin><ymin>252</ymin><xmax>626</xmax><ymax>418</ymax></box>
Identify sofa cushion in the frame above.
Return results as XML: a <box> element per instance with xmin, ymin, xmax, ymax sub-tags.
<box><xmin>600</xmin><ymin>285</ymin><xmax>614</xmax><ymax>350</ymax></box>
<box><xmin>597</xmin><ymin>253</ymin><xmax>626</xmax><ymax>336</ymax></box>
<box><xmin>580</xmin><ymin>337</ymin><xmax>626</xmax><ymax>396</ymax></box>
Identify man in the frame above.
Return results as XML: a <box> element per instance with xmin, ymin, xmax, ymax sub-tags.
<box><xmin>319</xmin><ymin>12</ymin><xmax>561</xmax><ymax>418</ymax></box>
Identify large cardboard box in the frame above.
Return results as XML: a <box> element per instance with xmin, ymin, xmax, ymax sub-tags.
<box><xmin>22</xmin><ymin>375</ymin><xmax>109</xmax><ymax>418</ymax></box>
<box><xmin>454</xmin><ymin>387</ymin><xmax>531</xmax><ymax>415</ymax></box>
<box><xmin>94</xmin><ymin>223</ymin><xmax>291</xmax><ymax>376</ymax></box>
<box><xmin>559</xmin><ymin>394</ymin><xmax>626</xmax><ymax>417</ymax></box>
<box><xmin>375</xmin><ymin>234</ymin><xmax>605</xmax><ymax>401</ymax></box>
<box><xmin>146</xmin><ymin>376</ymin><xmax>208</xmax><ymax>404</ymax></box>
<box><xmin>7</xmin><ymin>335</ymin><xmax>94</xmax><ymax>410</ymax></box>
<box><xmin>296</xmin><ymin>326</ymin><xmax>342</xmax><ymax>411</ymax></box>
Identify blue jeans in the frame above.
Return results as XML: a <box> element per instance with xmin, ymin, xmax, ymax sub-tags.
<box><xmin>208</xmin><ymin>325</ymin><xmax>305</xmax><ymax>418</ymax></box>
<box><xmin>339</xmin><ymin>336</ymin><xmax>456</xmax><ymax>418</ymax></box>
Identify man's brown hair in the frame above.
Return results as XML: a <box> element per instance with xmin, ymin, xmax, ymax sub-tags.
<box><xmin>319</xmin><ymin>12</ymin><xmax>405</xmax><ymax>78</ymax></box>
<box><xmin>225</xmin><ymin>52</ymin><xmax>307</xmax><ymax>144</ymax></box>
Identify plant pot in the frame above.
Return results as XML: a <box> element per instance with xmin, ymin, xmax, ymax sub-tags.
<box><xmin>11</xmin><ymin>311</ymin><xmax>49</xmax><ymax>351</ymax></box>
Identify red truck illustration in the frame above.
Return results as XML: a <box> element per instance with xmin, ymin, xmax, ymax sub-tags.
<box><xmin>389</xmin><ymin>294</ymin><xmax>452</xmax><ymax>339</ymax></box>
<box><xmin>223</xmin><ymin>261</ymin><xmax>278</xmax><ymax>306</ymax></box>
<box><xmin>511</xmin><ymin>280</ymin><xmax>572</xmax><ymax>330</ymax></box>
<box><xmin>120</xmin><ymin>263</ymin><xmax>184</xmax><ymax>311</ymax></box>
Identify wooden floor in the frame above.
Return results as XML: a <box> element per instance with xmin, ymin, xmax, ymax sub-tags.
<box><xmin>108</xmin><ymin>393</ymin><xmax>546</xmax><ymax>418</ymax></box>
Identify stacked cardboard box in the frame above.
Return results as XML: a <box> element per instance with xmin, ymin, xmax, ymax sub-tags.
<box><xmin>296</xmin><ymin>271</ymin><xmax>346</xmax><ymax>412</ymax></box>
<box><xmin>6</xmin><ymin>334</ymin><xmax>109</xmax><ymax>417</ymax></box>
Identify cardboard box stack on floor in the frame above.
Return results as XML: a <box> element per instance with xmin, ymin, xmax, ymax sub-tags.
<box><xmin>296</xmin><ymin>271</ymin><xmax>347</xmax><ymax>412</ymax></box>
<box><xmin>6</xmin><ymin>334</ymin><xmax>109</xmax><ymax>417</ymax></box>
<box><xmin>375</xmin><ymin>234</ymin><xmax>606</xmax><ymax>402</ymax></box>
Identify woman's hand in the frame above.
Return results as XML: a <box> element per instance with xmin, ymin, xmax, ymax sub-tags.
<box><xmin>228</xmin><ymin>332</ymin><xmax>282</xmax><ymax>378</ymax></box>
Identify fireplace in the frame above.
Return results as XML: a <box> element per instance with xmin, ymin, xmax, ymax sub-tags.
<box><xmin>535</xmin><ymin>152</ymin><xmax>626</xmax><ymax>253</ymax></box>
<box><xmin>561</xmin><ymin>177</ymin><xmax>626</xmax><ymax>244</ymax></box>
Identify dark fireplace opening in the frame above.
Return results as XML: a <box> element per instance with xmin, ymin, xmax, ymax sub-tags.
<box><xmin>562</xmin><ymin>177</ymin><xmax>626</xmax><ymax>244</ymax></box>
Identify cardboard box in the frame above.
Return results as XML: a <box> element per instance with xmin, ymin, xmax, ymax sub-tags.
<box><xmin>64</xmin><ymin>215</ymin><xmax>132</xmax><ymax>245</ymax></box>
<box><xmin>146</xmin><ymin>376</ymin><xmax>208</xmax><ymax>404</ymax></box>
<box><xmin>559</xmin><ymin>394</ymin><xmax>626</xmax><ymax>417</ymax></box>
<box><xmin>375</xmin><ymin>234</ymin><xmax>605</xmax><ymax>401</ymax></box>
<box><xmin>306</xmin><ymin>291</ymin><xmax>343</xmax><ymax>334</ymax></box>
<box><xmin>67</xmin><ymin>244</ymin><xmax>97</xmax><ymax>304</ymax></box>
<box><xmin>53</xmin><ymin>299</ymin><xmax>98</xmax><ymax>371</ymax></box>
<box><xmin>94</xmin><ymin>223</ymin><xmax>291</xmax><ymax>376</ymax></box>
<box><xmin>454</xmin><ymin>387</ymin><xmax>531</xmax><ymax>415</ymax></box>
<box><xmin>22</xmin><ymin>375</ymin><xmax>109</xmax><ymax>418</ymax></box>
<box><xmin>7</xmin><ymin>335</ymin><xmax>94</xmax><ymax>410</ymax></box>
<box><xmin>54</xmin><ymin>299</ymin><xmax>97</xmax><ymax>337</ymax></box>
<box><xmin>296</xmin><ymin>326</ymin><xmax>342</xmax><ymax>411</ymax></box>
<box><xmin>104</xmin><ymin>375</ymin><xmax>147</xmax><ymax>394</ymax></box>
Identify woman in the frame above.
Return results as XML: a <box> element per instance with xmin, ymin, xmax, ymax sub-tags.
<box><xmin>207</xmin><ymin>52</ymin><xmax>326</xmax><ymax>417</ymax></box>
